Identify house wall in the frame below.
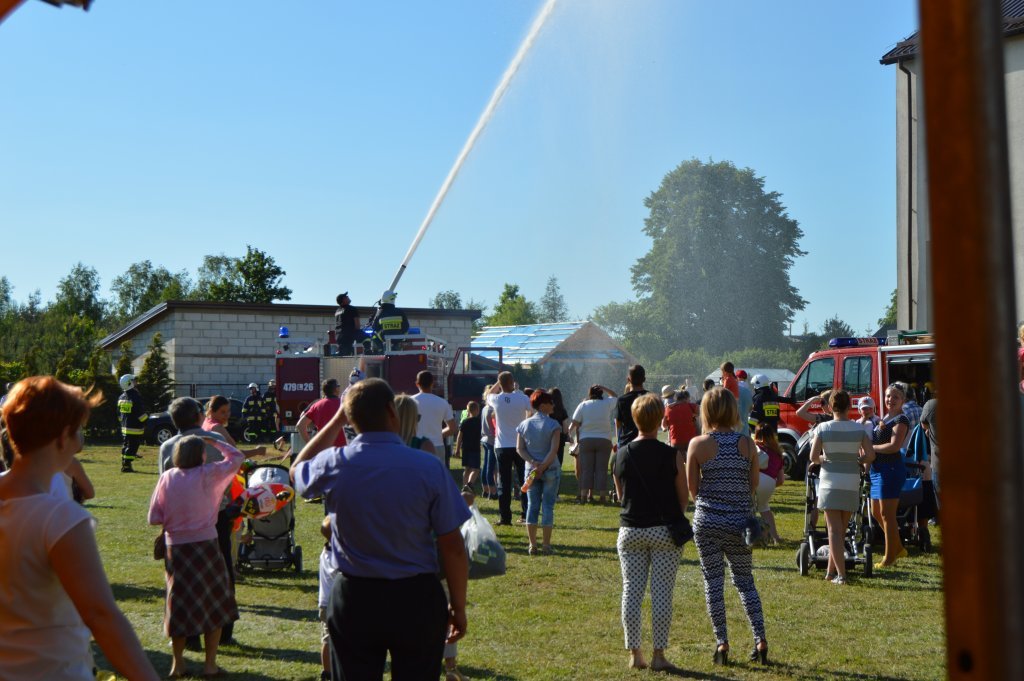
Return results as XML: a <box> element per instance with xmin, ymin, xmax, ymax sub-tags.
<box><xmin>108</xmin><ymin>308</ymin><xmax>476</xmax><ymax>398</ymax></box>
<box><xmin>896</xmin><ymin>36</ymin><xmax>1024</xmax><ymax>328</ymax></box>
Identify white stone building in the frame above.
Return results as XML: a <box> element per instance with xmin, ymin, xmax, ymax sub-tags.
<box><xmin>99</xmin><ymin>301</ymin><xmax>480</xmax><ymax>397</ymax></box>
<box><xmin>881</xmin><ymin>0</ymin><xmax>1024</xmax><ymax>328</ymax></box>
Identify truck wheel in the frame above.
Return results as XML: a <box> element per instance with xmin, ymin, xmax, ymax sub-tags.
<box><xmin>781</xmin><ymin>439</ymin><xmax>799</xmax><ymax>479</ymax></box>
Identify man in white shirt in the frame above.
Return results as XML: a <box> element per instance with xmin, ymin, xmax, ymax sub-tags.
<box><xmin>486</xmin><ymin>371</ymin><xmax>532</xmax><ymax>525</ymax></box>
<box><xmin>410</xmin><ymin>371</ymin><xmax>455</xmax><ymax>465</ymax></box>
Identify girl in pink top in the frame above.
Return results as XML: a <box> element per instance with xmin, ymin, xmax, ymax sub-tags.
<box><xmin>149</xmin><ymin>436</ymin><xmax>242</xmax><ymax>678</ymax></box>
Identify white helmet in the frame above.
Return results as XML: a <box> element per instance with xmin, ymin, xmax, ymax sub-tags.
<box><xmin>381</xmin><ymin>290</ymin><xmax>397</xmax><ymax>305</ymax></box>
<box><xmin>119</xmin><ymin>374</ymin><xmax>135</xmax><ymax>391</ymax></box>
<box><xmin>248</xmin><ymin>382</ymin><xmax>259</xmax><ymax>390</ymax></box>
<box><xmin>750</xmin><ymin>374</ymin><xmax>770</xmax><ymax>390</ymax></box>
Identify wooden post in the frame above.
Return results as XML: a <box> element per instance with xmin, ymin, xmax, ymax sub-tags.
<box><xmin>918</xmin><ymin>1</ymin><xmax>1024</xmax><ymax>678</ymax></box>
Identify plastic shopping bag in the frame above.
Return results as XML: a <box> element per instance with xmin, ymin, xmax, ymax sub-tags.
<box><xmin>461</xmin><ymin>504</ymin><xmax>506</xmax><ymax>580</ymax></box>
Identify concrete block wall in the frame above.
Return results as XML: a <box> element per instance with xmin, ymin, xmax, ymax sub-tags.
<box><xmin>110</xmin><ymin>308</ymin><xmax>477</xmax><ymax>397</ymax></box>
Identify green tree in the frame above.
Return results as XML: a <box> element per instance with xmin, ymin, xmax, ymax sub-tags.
<box><xmin>115</xmin><ymin>341</ymin><xmax>135</xmax><ymax>381</ymax></box>
<box><xmin>821</xmin><ymin>315</ymin><xmax>856</xmax><ymax>340</ymax></box>
<box><xmin>83</xmin><ymin>348</ymin><xmax>120</xmax><ymax>436</ymax></box>
<box><xmin>199</xmin><ymin>246</ymin><xmax>292</xmax><ymax>303</ymax></box>
<box><xmin>598</xmin><ymin>159</ymin><xmax>807</xmax><ymax>360</ymax></box>
<box><xmin>110</xmin><ymin>260</ymin><xmax>192</xmax><ymax>323</ymax></box>
<box><xmin>429</xmin><ymin>290</ymin><xmax>463</xmax><ymax>309</ymax></box>
<box><xmin>137</xmin><ymin>332</ymin><xmax>174</xmax><ymax>411</ymax></box>
<box><xmin>877</xmin><ymin>288</ymin><xmax>897</xmax><ymax>329</ymax></box>
<box><xmin>538</xmin><ymin>276</ymin><xmax>568</xmax><ymax>323</ymax></box>
<box><xmin>53</xmin><ymin>263</ymin><xmax>106</xmax><ymax>324</ymax></box>
<box><xmin>0</xmin><ymin>276</ymin><xmax>11</xmax><ymax>314</ymax></box>
<box><xmin>484</xmin><ymin>284</ymin><xmax>538</xmax><ymax>327</ymax></box>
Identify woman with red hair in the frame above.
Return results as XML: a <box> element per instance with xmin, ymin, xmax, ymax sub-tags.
<box><xmin>0</xmin><ymin>377</ymin><xmax>159</xmax><ymax>681</ymax></box>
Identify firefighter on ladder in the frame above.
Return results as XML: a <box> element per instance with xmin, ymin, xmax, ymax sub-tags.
<box><xmin>262</xmin><ymin>379</ymin><xmax>280</xmax><ymax>441</ymax></box>
<box><xmin>364</xmin><ymin>290</ymin><xmax>410</xmax><ymax>353</ymax></box>
<box><xmin>242</xmin><ymin>382</ymin><xmax>266</xmax><ymax>443</ymax></box>
<box><xmin>117</xmin><ymin>374</ymin><xmax>148</xmax><ymax>473</ymax></box>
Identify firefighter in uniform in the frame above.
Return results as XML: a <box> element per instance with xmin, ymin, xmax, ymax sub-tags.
<box><xmin>261</xmin><ymin>379</ymin><xmax>280</xmax><ymax>440</ymax></box>
<box><xmin>334</xmin><ymin>291</ymin><xmax>360</xmax><ymax>356</ymax></box>
<box><xmin>365</xmin><ymin>290</ymin><xmax>409</xmax><ymax>353</ymax></box>
<box><xmin>241</xmin><ymin>382</ymin><xmax>266</xmax><ymax>443</ymax></box>
<box><xmin>749</xmin><ymin>373</ymin><xmax>795</xmax><ymax>430</ymax></box>
<box><xmin>117</xmin><ymin>374</ymin><xmax>148</xmax><ymax>473</ymax></box>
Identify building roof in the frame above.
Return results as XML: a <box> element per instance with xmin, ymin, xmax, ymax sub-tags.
<box><xmin>880</xmin><ymin>0</ymin><xmax>1024</xmax><ymax>64</ymax></box>
<box><xmin>471</xmin><ymin>321</ymin><xmax>630</xmax><ymax>366</ymax></box>
<box><xmin>98</xmin><ymin>300</ymin><xmax>481</xmax><ymax>350</ymax></box>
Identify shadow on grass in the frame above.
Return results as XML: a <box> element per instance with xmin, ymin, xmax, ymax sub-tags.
<box><xmin>766</xmin><ymin>660</ymin><xmax>917</xmax><ymax>681</ymax></box>
<box><xmin>458</xmin><ymin>664</ymin><xmax>519</xmax><ymax>680</ymax></box>
<box><xmin>241</xmin><ymin>601</ymin><xmax>318</xmax><ymax>623</ymax></box>
<box><xmin>222</xmin><ymin>640</ymin><xmax>322</xmax><ymax>667</ymax></box>
<box><xmin>112</xmin><ymin>582</ymin><xmax>166</xmax><ymax>602</ymax></box>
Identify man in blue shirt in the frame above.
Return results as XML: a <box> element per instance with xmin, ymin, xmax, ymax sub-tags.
<box><xmin>291</xmin><ymin>378</ymin><xmax>470</xmax><ymax>681</ymax></box>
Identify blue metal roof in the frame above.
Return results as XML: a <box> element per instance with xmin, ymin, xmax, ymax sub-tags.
<box><xmin>471</xmin><ymin>322</ymin><xmax>587</xmax><ymax>365</ymax></box>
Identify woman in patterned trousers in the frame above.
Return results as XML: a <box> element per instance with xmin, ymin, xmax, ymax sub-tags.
<box><xmin>686</xmin><ymin>388</ymin><xmax>768</xmax><ymax>666</ymax></box>
<box><xmin>612</xmin><ymin>393</ymin><xmax>689</xmax><ymax>672</ymax></box>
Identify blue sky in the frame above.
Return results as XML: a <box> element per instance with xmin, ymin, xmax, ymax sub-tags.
<box><xmin>0</xmin><ymin>1</ymin><xmax>917</xmax><ymax>336</ymax></box>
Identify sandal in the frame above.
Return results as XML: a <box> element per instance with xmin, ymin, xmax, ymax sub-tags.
<box><xmin>445</xmin><ymin>670</ymin><xmax>468</xmax><ymax>681</ymax></box>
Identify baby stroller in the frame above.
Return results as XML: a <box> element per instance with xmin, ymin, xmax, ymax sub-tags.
<box><xmin>893</xmin><ymin>457</ymin><xmax>932</xmax><ymax>553</ymax></box>
<box><xmin>237</xmin><ymin>464</ymin><xmax>303</xmax><ymax>573</ymax></box>
<box><xmin>796</xmin><ymin>462</ymin><xmax>874</xmax><ymax>577</ymax></box>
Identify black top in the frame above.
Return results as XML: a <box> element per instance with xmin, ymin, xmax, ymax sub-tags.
<box><xmin>370</xmin><ymin>304</ymin><xmax>410</xmax><ymax>336</ymax></box>
<box><xmin>335</xmin><ymin>304</ymin><xmax>359</xmax><ymax>339</ymax></box>
<box><xmin>614</xmin><ymin>389</ymin><xmax>649</xmax><ymax>446</ymax></box>
<box><xmin>551</xmin><ymin>406</ymin><xmax>569</xmax><ymax>448</ymax></box>
<box><xmin>459</xmin><ymin>415</ymin><xmax>481</xmax><ymax>454</ymax></box>
<box><xmin>613</xmin><ymin>439</ymin><xmax>683</xmax><ymax>528</ymax></box>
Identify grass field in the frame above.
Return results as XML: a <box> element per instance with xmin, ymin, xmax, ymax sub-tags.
<box><xmin>82</xmin><ymin>443</ymin><xmax>946</xmax><ymax>680</ymax></box>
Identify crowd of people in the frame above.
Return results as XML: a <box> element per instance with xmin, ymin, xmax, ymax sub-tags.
<box><xmin>0</xmin><ymin>334</ymin><xmax>980</xmax><ymax>679</ymax></box>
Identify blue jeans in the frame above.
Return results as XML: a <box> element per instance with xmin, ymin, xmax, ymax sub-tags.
<box><xmin>481</xmin><ymin>442</ymin><xmax>496</xmax><ymax>487</ymax></box>
<box><xmin>526</xmin><ymin>467</ymin><xmax>560</xmax><ymax>527</ymax></box>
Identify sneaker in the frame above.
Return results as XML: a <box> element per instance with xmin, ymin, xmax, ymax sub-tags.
<box><xmin>120</xmin><ymin>464</ymin><xmax>134</xmax><ymax>473</ymax></box>
<box><xmin>516</xmin><ymin>518</ymin><xmax>527</xmax><ymax>525</ymax></box>
<box><xmin>831</xmin><ymin>575</ymin><xmax>847</xmax><ymax>585</ymax></box>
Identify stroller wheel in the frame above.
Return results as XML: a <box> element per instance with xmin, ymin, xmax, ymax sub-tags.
<box><xmin>920</xmin><ymin>526</ymin><xmax>932</xmax><ymax>553</ymax></box>
<box><xmin>292</xmin><ymin>546</ymin><xmax>303</xmax><ymax>573</ymax></box>
<box><xmin>864</xmin><ymin>544</ymin><xmax>873</xmax><ymax>577</ymax></box>
<box><xmin>797</xmin><ymin>542</ymin><xmax>810</xmax><ymax>576</ymax></box>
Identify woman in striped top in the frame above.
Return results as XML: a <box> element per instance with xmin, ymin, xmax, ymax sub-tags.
<box><xmin>809</xmin><ymin>390</ymin><xmax>874</xmax><ymax>584</ymax></box>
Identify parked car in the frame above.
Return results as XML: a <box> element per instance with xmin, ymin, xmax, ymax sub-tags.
<box><xmin>144</xmin><ymin>397</ymin><xmax>246</xmax><ymax>445</ymax></box>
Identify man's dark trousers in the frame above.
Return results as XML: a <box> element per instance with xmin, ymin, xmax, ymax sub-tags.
<box><xmin>497</xmin><ymin>447</ymin><xmax>526</xmax><ymax>524</ymax></box>
<box><xmin>121</xmin><ymin>433</ymin><xmax>142</xmax><ymax>466</ymax></box>
<box><xmin>328</xmin><ymin>573</ymin><xmax>447</xmax><ymax>681</ymax></box>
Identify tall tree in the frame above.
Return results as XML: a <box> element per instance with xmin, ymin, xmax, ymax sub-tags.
<box><xmin>484</xmin><ymin>284</ymin><xmax>538</xmax><ymax>327</ymax></box>
<box><xmin>596</xmin><ymin>159</ymin><xmax>806</xmax><ymax>359</ymax></box>
<box><xmin>0</xmin><ymin>276</ymin><xmax>13</xmax><ymax>314</ymax></box>
<box><xmin>877</xmin><ymin>288</ymin><xmax>897</xmax><ymax>330</ymax></box>
<box><xmin>54</xmin><ymin>263</ymin><xmax>106</xmax><ymax>324</ymax></box>
<box><xmin>538</xmin><ymin>276</ymin><xmax>568</xmax><ymax>323</ymax></box>
<box><xmin>110</xmin><ymin>260</ymin><xmax>191</xmax><ymax>323</ymax></box>
<box><xmin>429</xmin><ymin>290</ymin><xmax>463</xmax><ymax>310</ymax></box>
<box><xmin>137</xmin><ymin>332</ymin><xmax>174</xmax><ymax>411</ymax></box>
<box><xmin>115</xmin><ymin>341</ymin><xmax>135</xmax><ymax>380</ymax></box>
<box><xmin>199</xmin><ymin>246</ymin><xmax>292</xmax><ymax>304</ymax></box>
<box><xmin>821</xmin><ymin>315</ymin><xmax>856</xmax><ymax>340</ymax></box>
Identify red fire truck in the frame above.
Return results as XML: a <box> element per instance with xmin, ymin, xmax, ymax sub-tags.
<box><xmin>777</xmin><ymin>332</ymin><xmax>935</xmax><ymax>479</ymax></box>
<box><xmin>273</xmin><ymin>331</ymin><xmax>504</xmax><ymax>430</ymax></box>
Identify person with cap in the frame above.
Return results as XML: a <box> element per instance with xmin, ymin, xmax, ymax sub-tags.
<box><xmin>117</xmin><ymin>374</ymin><xmax>148</xmax><ymax>473</ymax></box>
<box><xmin>261</xmin><ymin>380</ymin><xmax>280</xmax><ymax>441</ymax></box>
<box><xmin>734</xmin><ymin>370</ymin><xmax>753</xmax><ymax>437</ymax></box>
<box><xmin>241</xmin><ymin>383</ymin><xmax>266</xmax><ymax>443</ymax></box>
<box><xmin>365</xmin><ymin>290</ymin><xmax>410</xmax><ymax>353</ymax></box>
<box><xmin>334</xmin><ymin>292</ymin><xmax>360</xmax><ymax>357</ymax></box>
<box><xmin>661</xmin><ymin>385</ymin><xmax>675</xmax><ymax>407</ymax></box>
<box><xmin>856</xmin><ymin>396</ymin><xmax>880</xmax><ymax>436</ymax></box>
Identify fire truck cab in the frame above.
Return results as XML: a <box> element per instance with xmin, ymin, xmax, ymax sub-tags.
<box><xmin>778</xmin><ymin>331</ymin><xmax>935</xmax><ymax>479</ymax></box>
<box><xmin>273</xmin><ymin>331</ymin><xmax>503</xmax><ymax>431</ymax></box>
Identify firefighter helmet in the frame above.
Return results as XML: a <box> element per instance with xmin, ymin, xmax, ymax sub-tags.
<box><xmin>750</xmin><ymin>374</ymin><xmax>770</xmax><ymax>390</ymax></box>
<box><xmin>119</xmin><ymin>374</ymin><xmax>135</xmax><ymax>391</ymax></box>
<box><xmin>381</xmin><ymin>290</ymin><xmax>397</xmax><ymax>305</ymax></box>
<box><xmin>248</xmin><ymin>382</ymin><xmax>259</xmax><ymax>390</ymax></box>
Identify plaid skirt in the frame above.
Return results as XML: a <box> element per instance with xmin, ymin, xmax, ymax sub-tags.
<box><xmin>164</xmin><ymin>538</ymin><xmax>238</xmax><ymax>638</ymax></box>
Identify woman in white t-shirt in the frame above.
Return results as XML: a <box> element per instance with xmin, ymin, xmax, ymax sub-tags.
<box><xmin>0</xmin><ymin>377</ymin><xmax>159</xmax><ymax>681</ymax></box>
<box><xmin>568</xmin><ymin>384</ymin><xmax>618</xmax><ymax>504</ymax></box>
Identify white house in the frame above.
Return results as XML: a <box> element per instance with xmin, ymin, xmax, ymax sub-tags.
<box><xmin>881</xmin><ymin>0</ymin><xmax>1024</xmax><ymax>328</ymax></box>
